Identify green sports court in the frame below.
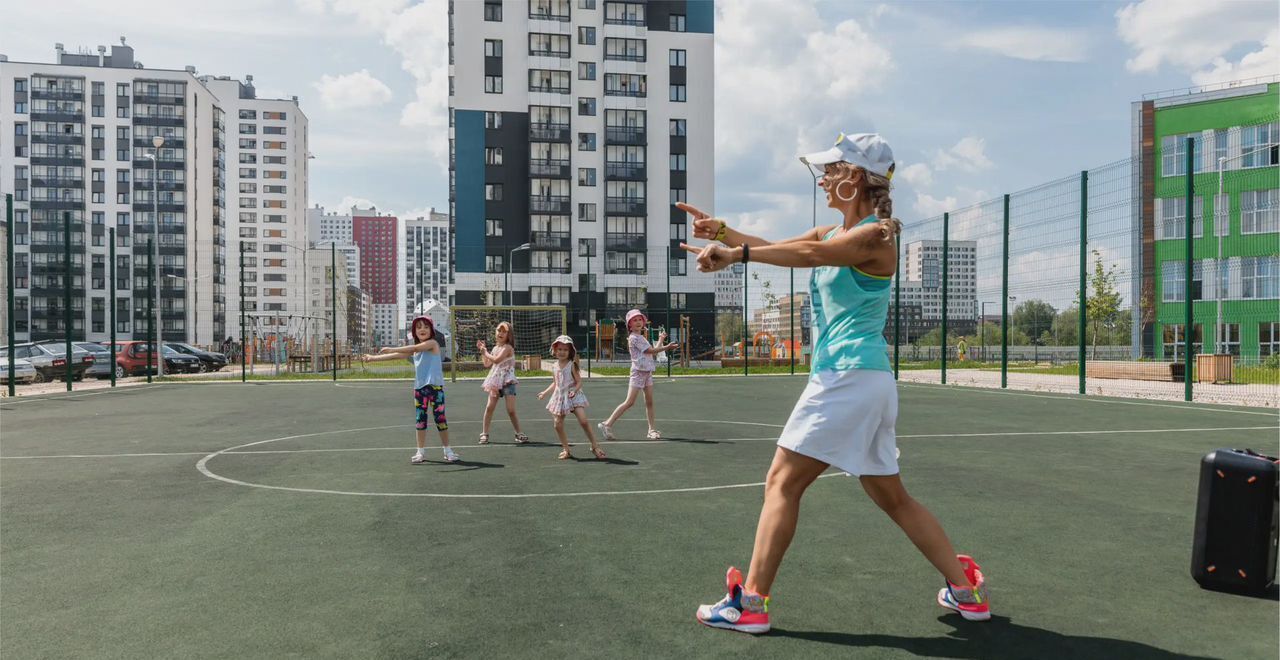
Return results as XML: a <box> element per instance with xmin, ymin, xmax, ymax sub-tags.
<box><xmin>1</xmin><ymin>376</ymin><xmax>1276</xmax><ymax>659</ymax></box>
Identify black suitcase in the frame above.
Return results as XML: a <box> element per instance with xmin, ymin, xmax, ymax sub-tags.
<box><xmin>1191</xmin><ymin>448</ymin><xmax>1279</xmax><ymax>594</ymax></box>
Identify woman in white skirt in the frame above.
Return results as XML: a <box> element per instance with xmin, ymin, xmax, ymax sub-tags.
<box><xmin>680</xmin><ymin>133</ymin><xmax>990</xmax><ymax>634</ymax></box>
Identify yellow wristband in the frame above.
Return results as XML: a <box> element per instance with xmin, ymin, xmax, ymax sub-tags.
<box><xmin>714</xmin><ymin>221</ymin><xmax>728</xmax><ymax>242</ymax></box>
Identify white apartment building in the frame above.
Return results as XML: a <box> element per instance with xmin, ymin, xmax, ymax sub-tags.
<box><xmin>900</xmin><ymin>239</ymin><xmax>978</xmax><ymax>324</ymax></box>
<box><xmin>404</xmin><ymin>208</ymin><xmax>451</xmax><ymax>322</ymax></box>
<box><xmin>305</xmin><ymin>246</ymin><xmax>347</xmax><ymax>348</ymax></box>
<box><xmin>0</xmin><ymin>39</ymin><xmax>306</xmax><ymax>347</ymax></box>
<box><xmin>448</xmin><ymin>0</ymin><xmax>715</xmax><ymax>350</ymax></box>
<box><xmin>714</xmin><ymin>262</ymin><xmax>743</xmax><ymax>309</ymax></box>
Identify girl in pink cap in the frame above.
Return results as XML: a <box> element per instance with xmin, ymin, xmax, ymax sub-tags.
<box><xmin>537</xmin><ymin>335</ymin><xmax>606</xmax><ymax>460</ymax></box>
<box><xmin>598</xmin><ymin>309</ymin><xmax>679</xmax><ymax>441</ymax></box>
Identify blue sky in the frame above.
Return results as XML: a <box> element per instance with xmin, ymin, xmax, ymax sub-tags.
<box><xmin>5</xmin><ymin>0</ymin><xmax>1276</xmax><ymax>235</ymax></box>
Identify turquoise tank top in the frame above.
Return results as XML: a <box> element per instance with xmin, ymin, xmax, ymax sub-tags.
<box><xmin>809</xmin><ymin>216</ymin><xmax>893</xmax><ymax>373</ymax></box>
<box><xmin>413</xmin><ymin>349</ymin><xmax>444</xmax><ymax>389</ymax></box>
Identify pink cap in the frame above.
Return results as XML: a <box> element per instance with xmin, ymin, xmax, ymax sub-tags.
<box><xmin>625</xmin><ymin>309</ymin><xmax>648</xmax><ymax>327</ymax></box>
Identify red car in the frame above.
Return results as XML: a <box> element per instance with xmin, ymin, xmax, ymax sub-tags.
<box><xmin>102</xmin><ymin>341</ymin><xmax>203</xmax><ymax>377</ymax></box>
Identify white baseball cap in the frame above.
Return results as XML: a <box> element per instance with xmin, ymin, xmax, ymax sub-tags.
<box><xmin>799</xmin><ymin>132</ymin><xmax>895</xmax><ymax>180</ymax></box>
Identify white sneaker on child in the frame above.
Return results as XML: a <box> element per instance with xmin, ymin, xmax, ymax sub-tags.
<box><xmin>597</xmin><ymin>422</ymin><xmax>615</xmax><ymax>440</ymax></box>
<box><xmin>410</xmin><ymin>451</ymin><xmax>427</xmax><ymax>465</ymax></box>
<box><xmin>442</xmin><ymin>447</ymin><xmax>460</xmax><ymax>463</ymax></box>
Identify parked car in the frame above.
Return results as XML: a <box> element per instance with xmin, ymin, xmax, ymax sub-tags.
<box><xmin>0</xmin><ymin>342</ymin><xmax>93</xmax><ymax>382</ymax></box>
<box><xmin>102</xmin><ymin>341</ymin><xmax>203</xmax><ymax>377</ymax></box>
<box><xmin>0</xmin><ymin>357</ymin><xmax>38</xmax><ymax>384</ymax></box>
<box><xmin>40</xmin><ymin>341</ymin><xmax>109</xmax><ymax>380</ymax></box>
<box><xmin>166</xmin><ymin>342</ymin><xmax>228</xmax><ymax>372</ymax></box>
<box><xmin>73</xmin><ymin>341</ymin><xmax>118</xmax><ymax>379</ymax></box>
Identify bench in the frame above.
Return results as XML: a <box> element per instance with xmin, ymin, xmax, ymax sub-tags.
<box><xmin>1085</xmin><ymin>361</ymin><xmax>1185</xmax><ymax>382</ymax></box>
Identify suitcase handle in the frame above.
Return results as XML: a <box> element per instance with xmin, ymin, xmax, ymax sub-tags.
<box><xmin>1238</xmin><ymin>448</ymin><xmax>1280</xmax><ymax>463</ymax></box>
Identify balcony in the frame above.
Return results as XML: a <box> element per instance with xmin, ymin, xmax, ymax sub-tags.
<box><xmin>529</xmin><ymin>195</ymin><xmax>571</xmax><ymax>214</ymax></box>
<box><xmin>604</xmin><ymin>52</ymin><xmax>646</xmax><ymax>63</ymax></box>
<box><xmin>30</xmin><ymin>132</ymin><xmax>85</xmax><ymax>145</ymax></box>
<box><xmin>605</xmin><ymin>126</ymin><xmax>646</xmax><ymax>145</ymax></box>
<box><xmin>605</xmin><ymin>161</ymin><xmax>646</xmax><ymax>180</ymax></box>
<box><xmin>31</xmin><ymin>88</ymin><xmax>85</xmax><ymax>101</ymax></box>
<box><xmin>604</xmin><ymin>87</ymin><xmax>646</xmax><ymax>98</ymax></box>
<box><xmin>531</xmin><ymin>230</ymin><xmax>571</xmax><ymax>250</ymax></box>
<box><xmin>30</xmin><ymin>111</ymin><xmax>85</xmax><ymax>123</ymax></box>
<box><xmin>606</xmin><ymin>197</ymin><xmax>646</xmax><ymax>215</ymax></box>
<box><xmin>30</xmin><ymin>177</ymin><xmax>84</xmax><ymax>189</ymax></box>
<box><xmin>529</xmin><ymin>122</ymin><xmax>571</xmax><ymax>142</ymax></box>
<box><xmin>132</xmin><ymin>94</ymin><xmax>185</xmax><ymax>106</ymax></box>
<box><xmin>528</xmin><ymin>158</ymin><xmax>570</xmax><ymax>178</ymax></box>
<box><xmin>133</xmin><ymin>115</ymin><xmax>185</xmax><ymax>128</ymax></box>
<box><xmin>529</xmin><ymin>263</ymin><xmax>572</xmax><ymax>274</ymax></box>
<box><xmin>529</xmin><ymin>82</ymin><xmax>571</xmax><ymax>95</ymax></box>
<box><xmin>605</xmin><ymin>233</ymin><xmax>646</xmax><ymax>251</ymax></box>
<box><xmin>134</xmin><ymin>137</ymin><xmax>186</xmax><ymax>150</ymax></box>
<box><xmin>604</xmin><ymin>15</ymin><xmax>645</xmax><ymax>26</ymax></box>
<box><xmin>133</xmin><ymin>180</ymin><xmax>187</xmax><ymax>192</ymax></box>
<box><xmin>529</xmin><ymin>48</ymin><xmax>571</xmax><ymax>58</ymax></box>
<box><xmin>30</xmin><ymin>155</ymin><xmax>84</xmax><ymax>167</ymax></box>
<box><xmin>30</xmin><ymin>199</ymin><xmax>86</xmax><ymax>211</ymax></box>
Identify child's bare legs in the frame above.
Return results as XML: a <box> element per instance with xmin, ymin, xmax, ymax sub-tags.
<box><xmin>481</xmin><ymin>393</ymin><xmax>500</xmax><ymax>436</ymax></box>
<box><xmin>552</xmin><ymin>414</ymin><xmax>571</xmax><ymax>456</ymax></box>
<box><xmin>438</xmin><ymin>427</ymin><xmax>451</xmax><ymax>448</ymax></box>
<box><xmin>642</xmin><ymin>385</ymin><xmax>657</xmax><ymax>432</ymax></box>
<box><xmin>605</xmin><ymin>387</ymin><xmax>641</xmax><ymax>426</ymax></box>
<box><xmin>504</xmin><ymin>395</ymin><xmax>523</xmax><ymax>434</ymax></box>
<box><xmin>572</xmin><ymin>408</ymin><xmax>603</xmax><ymax>456</ymax></box>
<box><xmin>415</xmin><ymin>428</ymin><xmax>427</xmax><ymax>451</ymax></box>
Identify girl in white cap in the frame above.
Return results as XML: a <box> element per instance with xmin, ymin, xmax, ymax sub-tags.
<box><xmin>538</xmin><ymin>335</ymin><xmax>607</xmax><ymax>460</ymax></box>
<box><xmin>598</xmin><ymin>309</ymin><xmax>680</xmax><ymax>440</ymax></box>
<box><xmin>680</xmin><ymin>132</ymin><xmax>989</xmax><ymax>634</ymax></box>
<box><xmin>476</xmin><ymin>321</ymin><xmax>530</xmax><ymax>445</ymax></box>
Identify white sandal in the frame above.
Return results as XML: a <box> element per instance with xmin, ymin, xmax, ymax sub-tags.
<box><xmin>646</xmin><ymin>429</ymin><xmax>661</xmax><ymax>440</ymax></box>
<box><xmin>478</xmin><ymin>433</ymin><xmax>490</xmax><ymax>445</ymax></box>
<box><xmin>514</xmin><ymin>432</ymin><xmax>530</xmax><ymax>444</ymax></box>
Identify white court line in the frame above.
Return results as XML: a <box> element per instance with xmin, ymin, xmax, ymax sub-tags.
<box><xmin>899</xmin><ymin>382</ymin><xmax>1280</xmax><ymax>417</ymax></box>
<box><xmin>0</xmin><ymin>384</ymin><xmax>164</xmax><ymax>406</ymax></box>
<box><xmin>5</xmin><ymin>425</ymin><xmax>1273</xmax><ymax>461</ymax></box>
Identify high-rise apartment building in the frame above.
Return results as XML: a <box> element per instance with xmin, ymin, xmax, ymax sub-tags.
<box><xmin>404</xmin><ymin>209</ymin><xmax>451</xmax><ymax>321</ymax></box>
<box><xmin>351</xmin><ymin>212</ymin><xmax>399</xmax><ymax>345</ymax></box>
<box><xmin>448</xmin><ymin>0</ymin><xmax>715</xmax><ymax>349</ymax></box>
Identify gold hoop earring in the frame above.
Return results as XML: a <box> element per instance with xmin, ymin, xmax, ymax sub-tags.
<box><xmin>835</xmin><ymin>180</ymin><xmax>857</xmax><ymax>202</ymax></box>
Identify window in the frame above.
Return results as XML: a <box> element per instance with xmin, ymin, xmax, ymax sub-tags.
<box><xmin>578</xmin><ymin>26</ymin><xmax>596</xmax><ymax>45</ymax></box>
<box><xmin>578</xmin><ymin>62</ymin><xmax>596</xmax><ymax>80</ymax></box>
<box><xmin>14</xmin><ymin>79</ymin><xmax>26</xmax><ymax>93</ymax></box>
<box><xmin>669</xmin><ymin>13</ymin><xmax>686</xmax><ymax>31</ymax></box>
<box><xmin>579</xmin><ymin>203</ymin><xmax>597</xmax><ymax>222</ymax></box>
<box><xmin>1206</xmin><ymin>323</ymin><xmax>1241</xmax><ymax>356</ymax></box>
<box><xmin>606</xmin><ymin>287</ymin><xmax>647</xmax><ymax>308</ymax></box>
<box><xmin>530</xmin><ymin>33</ymin><xmax>571</xmax><ymax>57</ymax></box>
<box><xmin>484</xmin><ymin>0</ymin><xmax>502</xmax><ymax>21</ymax></box>
<box><xmin>1214</xmin><ymin>193</ymin><xmax>1229</xmax><ymax>237</ymax></box>
<box><xmin>578</xmin><ymin>168</ymin><xmax>596</xmax><ymax>186</ymax></box>
<box><xmin>1241</xmin><ymin>122</ymin><xmax>1279</xmax><ymax>169</ymax></box>
<box><xmin>528</xmin><ymin>69</ymin><xmax>570</xmax><ymax>94</ymax></box>
<box><xmin>485</xmin><ymin>184</ymin><xmax>504</xmax><ymax>201</ymax></box>
<box><xmin>579</xmin><ymin>0</ymin><xmax>596</xmax><ymax>8</ymax></box>
<box><xmin>670</xmin><ymin>119</ymin><xmax>686</xmax><ymax>136</ymax></box>
<box><xmin>484</xmin><ymin>39</ymin><xmax>503</xmax><ymax>57</ymax></box>
<box><xmin>530</xmin><ymin>286</ymin><xmax>570</xmax><ymax>304</ymax></box>
<box><xmin>485</xmin><ymin>76</ymin><xmax>504</xmax><ymax>94</ymax></box>
<box><xmin>263</xmin><ymin>126</ymin><xmax>286</xmax><ymax>135</ymax></box>
<box><xmin>670</xmin><ymin>223</ymin><xmax>687</xmax><ymax>240</ymax></box>
<box><xmin>578</xmin><ymin>97</ymin><xmax>596</xmax><ymax>116</ymax></box>
<box><xmin>670</xmin><ymin>188</ymin><xmax>686</xmax><ymax>205</ymax></box>
<box><xmin>1241</xmin><ymin>256</ymin><xmax>1278</xmax><ymax>300</ymax></box>
<box><xmin>486</xmin><ymin>255</ymin><xmax>505</xmax><ymax>273</ymax></box>
<box><xmin>239</xmin><ymin>109</ymin><xmax>257</xmax><ymax>119</ymax></box>
<box><xmin>1161</xmin><ymin>133</ymin><xmax>1202</xmax><ymax>177</ymax></box>
<box><xmin>669</xmin><ymin>153</ymin><xmax>687</xmax><ymax>171</ymax></box>
<box><xmin>604</xmin><ymin>73</ymin><xmax>646</xmax><ymax>97</ymax></box>
<box><xmin>669</xmin><ymin>49</ymin><xmax>686</xmax><ymax>66</ymax></box>
<box><xmin>578</xmin><ymin>133</ymin><xmax>597</xmax><ymax>151</ymax></box>
<box><xmin>1241</xmin><ymin>189</ymin><xmax>1279</xmax><ymax>234</ymax></box>
<box><xmin>1161</xmin><ymin>260</ymin><xmax>1203</xmax><ymax>302</ymax></box>
<box><xmin>485</xmin><ymin>147</ymin><xmax>504</xmax><ymax>165</ymax></box>
<box><xmin>579</xmin><ymin>237</ymin><xmax>597</xmax><ymax>257</ymax></box>
<box><xmin>1155</xmin><ymin>197</ymin><xmax>1204</xmax><ymax>240</ymax></box>
<box><xmin>604</xmin><ymin>37</ymin><xmax>646</xmax><ymax>61</ymax></box>
<box><xmin>604</xmin><ymin>1</ymin><xmax>645</xmax><ymax>25</ymax></box>
<box><xmin>669</xmin><ymin>84</ymin><xmax>687</xmax><ymax>102</ymax></box>
<box><xmin>15</xmin><ymin>101</ymin><xmax>27</xmax><ymax>114</ymax></box>
<box><xmin>486</xmin><ymin>218</ymin><xmax>503</xmax><ymax>237</ymax></box>
<box><xmin>240</xmin><ymin>138</ymin><xmax>257</xmax><ymax>149</ymax></box>
<box><xmin>1161</xmin><ymin>324</ymin><xmax>1202</xmax><ymax>361</ymax></box>
<box><xmin>485</xmin><ymin>111</ymin><xmax>503</xmax><ymax>129</ymax></box>
<box><xmin>1261</xmin><ymin>322</ymin><xmax>1280</xmax><ymax>357</ymax></box>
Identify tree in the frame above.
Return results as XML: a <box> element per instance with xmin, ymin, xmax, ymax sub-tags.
<box><xmin>1012</xmin><ymin>300</ymin><xmax>1057</xmax><ymax>344</ymax></box>
<box><xmin>1052</xmin><ymin>306</ymin><xmax>1079</xmax><ymax>346</ymax></box>
<box><xmin>1082</xmin><ymin>250</ymin><xmax>1123</xmax><ymax>360</ymax></box>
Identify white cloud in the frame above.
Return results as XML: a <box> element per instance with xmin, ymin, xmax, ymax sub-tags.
<box><xmin>303</xmin><ymin>0</ymin><xmax>450</xmax><ymax>163</ymax></box>
<box><xmin>1192</xmin><ymin>28</ymin><xmax>1280</xmax><ymax>86</ymax></box>
<box><xmin>897</xmin><ymin>163</ymin><xmax>933</xmax><ymax>187</ymax></box>
<box><xmin>1116</xmin><ymin>0</ymin><xmax>1277</xmax><ymax>80</ymax></box>
<box><xmin>313</xmin><ymin>70</ymin><xmax>393</xmax><ymax>109</ymax></box>
<box><xmin>932</xmin><ymin>137</ymin><xmax>994</xmax><ymax>173</ymax></box>
<box><xmin>953</xmin><ymin>26</ymin><xmax>1091</xmax><ymax>63</ymax></box>
<box><xmin>914</xmin><ymin>193</ymin><xmax>958</xmax><ymax>218</ymax></box>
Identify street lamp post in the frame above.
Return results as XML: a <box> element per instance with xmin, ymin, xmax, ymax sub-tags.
<box><xmin>505</xmin><ymin>243</ymin><xmax>531</xmax><ymax>307</ymax></box>
<box><xmin>146</xmin><ymin>135</ymin><xmax>165</xmax><ymax>375</ymax></box>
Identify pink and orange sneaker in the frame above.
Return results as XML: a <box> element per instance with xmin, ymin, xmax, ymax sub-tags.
<box><xmin>695</xmin><ymin>567</ymin><xmax>771</xmax><ymax>634</ymax></box>
<box><xmin>937</xmin><ymin>554</ymin><xmax>991</xmax><ymax>621</ymax></box>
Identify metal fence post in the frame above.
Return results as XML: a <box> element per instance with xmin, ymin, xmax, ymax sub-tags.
<box><xmin>1079</xmin><ymin>170</ymin><xmax>1088</xmax><ymax>395</ymax></box>
<box><xmin>331</xmin><ymin>241</ymin><xmax>337</xmax><ymax>382</ymax></box>
<box><xmin>893</xmin><ymin>236</ymin><xmax>901</xmax><ymax>380</ymax></box>
<box><xmin>239</xmin><ymin>240</ymin><xmax>246</xmax><ymax>383</ymax></box>
<box><xmin>742</xmin><ymin>262</ymin><xmax>748</xmax><ymax>377</ymax></box>
<box><xmin>147</xmin><ymin>237</ymin><xmax>154</xmax><ymax>383</ymax></box>
<box><xmin>1001</xmin><ymin>194</ymin><xmax>1010</xmax><ymax>389</ymax></box>
<box><xmin>941</xmin><ymin>212</ymin><xmax>949</xmax><ymax>384</ymax></box>
<box><xmin>64</xmin><ymin>212</ymin><xmax>73</xmax><ymax>391</ymax></box>
<box><xmin>6</xmin><ymin>194</ymin><xmax>14</xmax><ymax>397</ymax></box>
<box><xmin>666</xmin><ymin>245</ymin><xmax>672</xmax><ymax>379</ymax></box>
<box><xmin>1184</xmin><ymin>137</ymin><xmax>1195</xmax><ymax>401</ymax></box>
<box><xmin>109</xmin><ymin>227</ymin><xmax>116</xmax><ymax>387</ymax></box>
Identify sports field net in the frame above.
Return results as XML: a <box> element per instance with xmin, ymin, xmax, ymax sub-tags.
<box><xmin>449</xmin><ymin>305</ymin><xmax>567</xmax><ymax>377</ymax></box>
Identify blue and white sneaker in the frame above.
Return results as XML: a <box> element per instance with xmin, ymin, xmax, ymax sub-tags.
<box><xmin>695</xmin><ymin>567</ymin><xmax>771</xmax><ymax>634</ymax></box>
